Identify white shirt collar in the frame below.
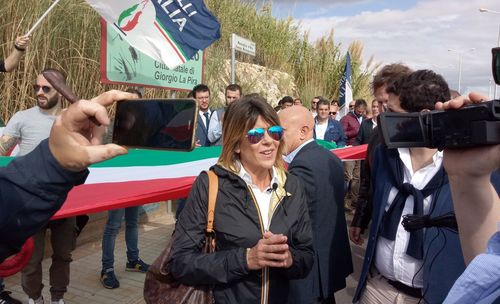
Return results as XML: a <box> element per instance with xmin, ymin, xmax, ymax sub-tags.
<box><xmin>237</xmin><ymin>161</ymin><xmax>278</xmax><ymax>190</ymax></box>
<box><xmin>397</xmin><ymin>148</ymin><xmax>443</xmax><ymax>176</ymax></box>
<box><xmin>283</xmin><ymin>138</ymin><xmax>314</xmax><ymax>164</ymax></box>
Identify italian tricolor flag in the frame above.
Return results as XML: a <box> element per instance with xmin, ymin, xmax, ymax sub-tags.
<box><xmin>52</xmin><ymin>146</ymin><xmax>222</xmax><ymax>219</ymax></box>
<box><xmin>0</xmin><ymin>145</ymin><xmax>366</xmax><ymax>219</ymax></box>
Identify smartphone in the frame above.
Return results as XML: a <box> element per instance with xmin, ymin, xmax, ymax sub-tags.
<box><xmin>112</xmin><ymin>99</ymin><xmax>198</xmax><ymax>151</ymax></box>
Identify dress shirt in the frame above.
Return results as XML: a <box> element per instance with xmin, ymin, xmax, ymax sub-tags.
<box><xmin>443</xmin><ymin>225</ymin><xmax>500</xmax><ymax>304</ymax></box>
<box><xmin>238</xmin><ymin>163</ymin><xmax>278</xmax><ymax>231</ymax></box>
<box><xmin>374</xmin><ymin>148</ymin><xmax>443</xmax><ymax>288</ymax></box>
<box><xmin>199</xmin><ymin>109</ymin><xmax>211</xmax><ymax>128</ymax></box>
<box><xmin>207</xmin><ymin>110</ymin><xmax>222</xmax><ymax>143</ymax></box>
<box><xmin>283</xmin><ymin>139</ymin><xmax>314</xmax><ymax>164</ymax></box>
<box><xmin>314</xmin><ymin>121</ymin><xmax>327</xmax><ymax>140</ymax></box>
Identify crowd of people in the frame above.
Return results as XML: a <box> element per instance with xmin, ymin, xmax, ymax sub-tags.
<box><xmin>0</xmin><ymin>32</ymin><xmax>498</xmax><ymax>304</ymax></box>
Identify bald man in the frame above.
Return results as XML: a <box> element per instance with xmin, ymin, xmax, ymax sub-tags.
<box><xmin>279</xmin><ymin>106</ymin><xmax>352</xmax><ymax>304</ymax></box>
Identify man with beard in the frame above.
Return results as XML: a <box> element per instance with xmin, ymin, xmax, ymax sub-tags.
<box><xmin>0</xmin><ymin>69</ymin><xmax>75</xmax><ymax>304</ymax></box>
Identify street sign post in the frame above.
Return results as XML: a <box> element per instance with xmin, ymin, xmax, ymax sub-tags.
<box><xmin>230</xmin><ymin>33</ymin><xmax>256</xmax><ymax>83</ymax></box>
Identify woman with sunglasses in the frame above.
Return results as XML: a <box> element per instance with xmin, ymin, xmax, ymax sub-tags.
<box><xmin>169</xmin><ymin>94</ymin><xmax>314</xmax><ymax>304</ymax></box>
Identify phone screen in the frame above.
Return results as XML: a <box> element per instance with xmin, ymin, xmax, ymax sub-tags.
<box><xmin>112</xmin><ymin>99</ymin><xmax>198</xmax><ymax>151</ymax></box>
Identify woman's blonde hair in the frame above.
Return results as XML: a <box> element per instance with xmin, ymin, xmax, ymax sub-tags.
<box><xmin>218</xmin><ymin>93</ymin><xmax>284</xmax><ymax>171</ymax></box>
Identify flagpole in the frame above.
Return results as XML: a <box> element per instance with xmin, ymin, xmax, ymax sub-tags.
<box><xmin>25</xmin><ymin>0</ymin><xmax>62</xmax><ymax>36</ymax></box>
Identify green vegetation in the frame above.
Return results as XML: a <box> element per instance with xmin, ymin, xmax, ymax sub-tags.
<box><xmin>0</xmin><ymin>0</ymin><xmax>376</xmax><ymax>122</ymax></box>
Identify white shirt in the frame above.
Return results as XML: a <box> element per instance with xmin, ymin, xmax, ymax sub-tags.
<box><xmin>207</xmin><ymin>109</ymin><xmax>222</xmax><ymax>144</ymax></box>
<box><xmin>283</xmin><ymin>138</ymin><xmax>314</xmax><ymax>164</ymax></box>
<box><xmin>238</xmin><ymin>164</ymin><xmax>278</xmax><ymax>231</ymax></box>
<box><xmin>199</xmin><ymin>110</ymin><xmax>212</xmax><ymax>128</ymax></box>
<box><xmin>315</xmin><ymin>120</ymin><xmax>327</xmax><ymax>140</ymax></box>
<box><xmin>374</xmin><ymin>148</ymin><xmax>443</xmax><ymax>288</ymax></box>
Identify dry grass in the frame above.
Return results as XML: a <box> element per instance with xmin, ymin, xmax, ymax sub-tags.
<box><xmin>0</xmin><ymin>0</ymin><xmax>375</xmax><ymax>122</ymax></box>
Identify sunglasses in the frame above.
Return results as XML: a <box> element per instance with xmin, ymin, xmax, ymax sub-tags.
<box><xmin>329</xmin><ymin>112</ymin><xmax>337</xmax><ymax>115</ymax></box>
<box><xmin>246</xmin><ymin>126</ymin><xmax>284</xmax><ymax>144</ymax></box>
<box><xmin>33</xmin><ymin>85</ymin><xmax>53</xmax><ymax>94</ymax></box>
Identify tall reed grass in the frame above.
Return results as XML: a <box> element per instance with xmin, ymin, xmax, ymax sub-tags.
<box><xmin>0</xmin><ymin>0</ymin><xmax>375</xmax><ymax>122</ymax></box>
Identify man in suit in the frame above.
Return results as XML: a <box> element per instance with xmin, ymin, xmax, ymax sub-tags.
<box><xmin>279</xmin><ymin>106</ymin><xmax>352</xmax><ymax>304</ymax></box>
<box><xmin>192</xmin><ymin>84</ymin><xmax>212</xmax><ymax>147</ymax></box>
<box><xmin>354</xmin><ymin>99</ymin><xmax>380</xmax><ymax>146</ymax></box>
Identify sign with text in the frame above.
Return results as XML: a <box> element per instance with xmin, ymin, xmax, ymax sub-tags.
<box><xmin>231</xmin><ymin>33</ymin><xmax>256</xmax><ymax>56</ymax></box>
<box><xmin>100</xmin><ymin>20</ymin><xmax>204</xmax><ymax>91</ymax></box>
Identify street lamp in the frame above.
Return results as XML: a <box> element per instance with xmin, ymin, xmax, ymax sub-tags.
<box><xmin>479</xmin><ymin>7</ymin><xmax>500</xmax><ymax>98</ymax></box>
<box><xmin>447</xmin><ymin>48</ymin><xmax>475</xmax><ymax>94</ymax></box>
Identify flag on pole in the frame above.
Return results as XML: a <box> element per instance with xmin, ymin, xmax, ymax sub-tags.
<box><xmin>338</xmin><ymin>52</ymin><xmax>353</xmax><ymax>120</ymax></box>
<box><xmin>86</xmin><ymin>0</ymin><xmax>220</xmax><ymax>69</ymax></box>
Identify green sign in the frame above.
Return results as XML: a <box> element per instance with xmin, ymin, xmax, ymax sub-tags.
<box><xmin>100</xmin><ymin>20</ymin><xmax>204</xmax><ymax>91</ymax></box>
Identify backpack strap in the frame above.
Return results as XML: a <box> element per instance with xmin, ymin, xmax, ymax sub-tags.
<box><xmin>206</xmin><ymin>170</ymin><xmax>218</xmax><ymax>233</ymax></box>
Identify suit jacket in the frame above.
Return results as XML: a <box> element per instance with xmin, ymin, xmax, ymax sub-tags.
<box><xmin>288</xmin><ymin>141</ymin><xmax>353</xmax><ymax>303</ymax></box>
<box><xmin>354</xmin><ymin>118</ymin><xmax>375</xmax><ymax>146</ymax></box>
<box><xmin>314</xmin><ymin>118</ymin><xmax>347</xmax><ymax>147</ymax></box>
<box><xmin>195</xmin><ymin>111</ymin><xmax>212</xmax><ymax>147</ymax></box>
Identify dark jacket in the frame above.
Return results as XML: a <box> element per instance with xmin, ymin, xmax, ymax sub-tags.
<box><xmin>288</xmin><ymin>141</ymin><xmax>352</xmax><ymax>303</ymax></box>
<box><xmin>351</xmin><ymin>128</ymin><xmax>380</xmax><ymax>231</ymax></box>
<box><xmin>353</xmin><ymin>145</ymin><xmax>500</xmax><ymax>304</ymax></box>
<box><xmin>354</xmin><ymin>118</ymin><xmax>375</xmax><ymax>146</ymax></box>
<box><xmin>169</xmin><ymin>164</ymin><xmax>314</xmax><ymax>304</ymax></box>
<box><xmin>313</xmin><ymin>118</ymin><xmax>347</xmax><ymax>147</ymax></box>
<box><xmin>340</xmin><ymin>112</ymin><xmax>362</xmax><ymax>145</ymax></box>
<box><xmin>0</xmin><ymin>139</ymin><xmax>88</xmax><ymax>262</ymax></box>
<box><xmin>195</xmin><ymin>111</ymin><xmax>212</xmax><ymax>147</ymax></box>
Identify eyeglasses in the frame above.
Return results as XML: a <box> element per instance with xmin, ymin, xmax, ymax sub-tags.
<box><xmin>312</xmin><ymin>101</ymin><xmax>318</xmax><ymax>105</ymax></box>
<box><xmin>246</xmin><ymin>126</ymin><xmax>284</xmax><ymax>144</ymax></box>
<box><xmin>329</xmin><ymin>112</ymin><xmax>337</xmax><ymax>115</ymax></box>
<box><xmin>33</xmin><ymin>85</ymin><xmax>53</xmax><ymax>94</ymax></box>
<box><xmin>349</xmin><ymin>105</ymin><xmax>354</xmax><ymax>109</ymax></box>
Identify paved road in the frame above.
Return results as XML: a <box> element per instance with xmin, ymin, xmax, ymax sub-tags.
<box><xmin>5</xmin><ymin>213</ymin><xmax>366</xmax><ymax>304</ymax></box>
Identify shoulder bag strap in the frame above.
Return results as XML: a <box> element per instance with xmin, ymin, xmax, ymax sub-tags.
<box><xmin>206</xmin><ymin>170</ymin><xmax>218</xmax><ymax>233</ymax></box>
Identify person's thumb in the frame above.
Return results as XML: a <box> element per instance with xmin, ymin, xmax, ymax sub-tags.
<box><xmin>86</xmin><ymin>144</ymin><xmax>127</xmax><ymax>165</ymax></box>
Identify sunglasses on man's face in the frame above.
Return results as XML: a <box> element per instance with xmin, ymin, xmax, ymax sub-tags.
<box><xmin>246</xmin><ymin>126</ymin><xmax>284</xmax><ymax>144</ymax></box>
<box><xmin>33</xmin><ymin>85</ymin><xmax>53</xmax><ymax>94</ymax></box>
<box><xmin>329</xmin><ymin>112</ymin><xmax>337</xmax><ymax>115</ymax></box>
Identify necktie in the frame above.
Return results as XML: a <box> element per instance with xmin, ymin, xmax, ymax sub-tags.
<box><xmin>379</xmin><ymin>147</ymin><xmax>447</xmax><ymax>260</ymax></box>
<box><xmin>203</xmin><ymin>112</ymin><xmax>210</xmax><ymax>130</ymax></box>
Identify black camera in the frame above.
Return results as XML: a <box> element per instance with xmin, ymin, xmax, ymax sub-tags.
<box><xmin>379</xmin><ymin>47</ymin><xmax>500</xmax><ymax>150</ymax></box>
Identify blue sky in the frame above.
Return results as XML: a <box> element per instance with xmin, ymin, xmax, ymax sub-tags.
<box><xmin>272</xmin><ymin>0</ymin><xmax>419</xmax><ymax>19</ymax></box>
<box><xmin>257</xmin><ymin>0</ymin><xmax>500</xmax><ymax>97</ymax></box>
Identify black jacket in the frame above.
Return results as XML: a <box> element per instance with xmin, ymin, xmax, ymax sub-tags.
<box><xmin>0</xmin><ymin>140</ymin><xmax>88</xmax><ymax>261</ymax></box>
<box><xmin>288</xmin><ymin>141</ymin><xmax>352</xmax><ymax>303</ymax></box>
<box><xmin>354</xmin><ymin>118</ymin><xmax>375</xmax><ymax>146</ymax></box>
<box><xmin>169</xmin><ymin>164</ymin><xmax>314</xmax><ymax>304</ymax></box>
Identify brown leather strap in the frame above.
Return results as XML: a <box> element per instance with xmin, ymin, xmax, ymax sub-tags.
<box><xmin>206</xmin><ymin>170</ymin><xmax>218</xmax><ymax>233</ymax></box>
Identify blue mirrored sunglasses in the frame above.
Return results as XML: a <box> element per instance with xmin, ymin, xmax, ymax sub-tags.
<box><xmin>246</xmin><ymin>125</ymin><xmax>284</xmax><ymax>144</ymax></box>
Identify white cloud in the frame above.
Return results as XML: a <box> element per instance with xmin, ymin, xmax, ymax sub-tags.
<box><xmin>296</xmin><ymin>0</ymin><xmax>500</xmax><ymax>97</ymax></box>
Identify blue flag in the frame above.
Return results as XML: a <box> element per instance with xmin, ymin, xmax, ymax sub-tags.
<box><xmin>338</xmin><ymin>52</ymin><xmax>353</xmax><ymax>119</ymax></box>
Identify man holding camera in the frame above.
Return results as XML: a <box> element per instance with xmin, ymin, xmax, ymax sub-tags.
<box><xmin>353</xmin><ymin>69</ymin><xmax>500</xmax><ymax>304</ymax></box>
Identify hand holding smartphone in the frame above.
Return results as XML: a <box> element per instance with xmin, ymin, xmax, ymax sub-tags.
<box><xmin>112</xmin><ymin>99</ymin><xmax>198</xmax><ymax>151</ymax></box>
